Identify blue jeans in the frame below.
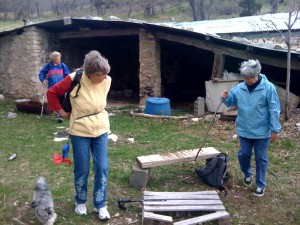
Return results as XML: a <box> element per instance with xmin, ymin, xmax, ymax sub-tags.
<box><xmin>238</xmin><ymin>136</ymin><xmax>270</xmax><ymax>189</ymax></box>
<box><xmin>70</xmin><ymin>133</ymin><xmax>109</xmax><ymax>209</ymax></box>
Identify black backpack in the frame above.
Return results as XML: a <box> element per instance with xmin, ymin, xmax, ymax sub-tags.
<box><xmin>195</xmin><ymin>153</ymin><xmax>229</xmax><ymax>192</ymax></box>
<box><xmin>62</xmin><ymin>69</ymin><xmax>83</xmax><ymax>112</ymax></box>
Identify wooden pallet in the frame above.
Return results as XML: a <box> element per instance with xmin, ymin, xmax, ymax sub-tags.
<box><xmin>142</xmin><ymin>191</ymin><xmax>230</xmax><ymax>225</ymax></box>
<box><xmin>137</xmin><ymin>147</ymin><xmax>220</xmax><ymax>169</ymax></box>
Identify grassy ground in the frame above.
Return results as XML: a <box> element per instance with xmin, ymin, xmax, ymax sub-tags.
<box><xmin>0</xmin><ymin>97</ymin><xmax>299</xmax><ymax>224</ymax></box>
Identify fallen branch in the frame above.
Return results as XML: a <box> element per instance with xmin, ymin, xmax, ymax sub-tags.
<box><xmin>129</xmin><ymin>109</ymin><xmax>192</xmax><ymax>120</ymax></box>
<box><xmin>13</xmin><ymin>218</ymin><xmax>25</xmax><ymax>225</ymax></box>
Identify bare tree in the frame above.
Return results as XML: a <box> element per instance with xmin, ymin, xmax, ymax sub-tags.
<box><xmin>90</xmin><ymin>0</ymin><xmax>107</xmax><ymax>15</ymax></box>
<box><xmin>189</xmin><ymin>0</ymin><xmax>216</xmax><ymax>21</ymax></box>
<box><xmin>283</xmin><ymin>1</ymin><xmax>299</xmax><ymax>120</ymax></box>
<box><xmin>33</xmin><ymin>0</ymin><xmax>42</xmax><ymax>17</ymax></box>
<box><xmin>262</xmin><ymin>0</ymin><xmax>299</xmax><ymax>120</ymax></box>
<box><xmin>270</xmin><ymin>0</ymin><xmax>280</xmax><ymax>13</ymax></box>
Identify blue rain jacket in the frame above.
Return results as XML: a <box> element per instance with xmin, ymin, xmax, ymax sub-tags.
<box><xmin>222</xmin><ymin>74</ymin><xmax>281</xmax><ymax>139</ymax></box>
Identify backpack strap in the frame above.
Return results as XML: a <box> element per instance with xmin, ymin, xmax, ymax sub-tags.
<box><xmin>73</xmin><ymin>69</ymin><xmax>82</xmax><ymax>97</ymax></box>
<box><xmin>197</xmin><ymin>156</ymin><xmax>219</xmax><ymax>176</ymax></box>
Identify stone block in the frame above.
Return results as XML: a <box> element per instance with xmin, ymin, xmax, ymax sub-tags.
<box><xmin>129</xmin><ymin>162</ymin><xmax>150</xmax><ymax>189</ymax></box>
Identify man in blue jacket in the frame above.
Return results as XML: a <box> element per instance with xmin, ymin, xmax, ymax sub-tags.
<box><xmin>221</xmin><ymin>59</ymin><xmax>281</xmax><ymax>197</ymax></box>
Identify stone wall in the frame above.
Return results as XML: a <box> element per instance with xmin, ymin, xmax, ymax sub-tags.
<box><xmin>0</xmin><ymin>27</ymin><xmax>58</xmax><ymax>100</ymax></box>
<box><xmin>139</xmin><ymin>29</ymin><xmax>161</xmax><ymax>105</ymax></box>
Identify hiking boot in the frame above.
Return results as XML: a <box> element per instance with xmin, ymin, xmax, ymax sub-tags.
<box><xmin>254</xmin><ymin>187</ymin><xmax>265</xmax><ymax>197</ymax></box>
<box><xmin>243</xmin><ymin>177</ymin><xmax>251</xmax><ymax>186</ymax></box>
<box><xmin>75</xmin><ymin>203</ymin><xmax>87</xmax><ymax>215</ymax></box>
<box><xmin>54</xmin><ymin>112</ymin><xmax>63</xmax><ymax>123</ymax></box>
<box><xmin>94</xmin><ymin>206</ymin><xmax>110</xmax><ymax>220</ymax></box>
<box><xmin>56</xmin><ymin>117</ymin><xmax>64</xmax><ymax>123</ymax></box>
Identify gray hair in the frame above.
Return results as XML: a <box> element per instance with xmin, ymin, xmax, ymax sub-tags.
<box><xmin>239</xmin><ymin>59</ymin><xmax>262</xmax><ymax>77</ymax></box>
<box><xmin>49</xmin><ymin>51</ymin><xmax>61</xmax><ymax>62</ymax></box>
<box><xmin>83</xmin><ymin>50</ymin><xmax>111</xmax><ymax>76</ymax></box>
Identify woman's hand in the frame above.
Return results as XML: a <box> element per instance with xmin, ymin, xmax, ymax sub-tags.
<box><xmin>58</xmin><ymin>109</ymin><xmax>71</xmax><ymax>119</ymax></box>
<box><xmin>270</xmin><ymin>132</ymin><xmax>279</xmax><ymax>142</ymax></box>
<box><xmin>221</xmin><ymin>90</ymin><xmax>228</xmax><ymax>99</ymax></box>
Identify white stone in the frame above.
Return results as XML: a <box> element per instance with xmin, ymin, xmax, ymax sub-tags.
<box><xmin>0</xmin><ymin>94</ymin><xmax>4</xmax><ymax>101</ymax></box>
<box><xmin>127</xmin><ymin>138</ymin><xmax>135</xmax><ymax>144</ymax></box>
<box><xmin>191</xmin><ymin>118</ymin><xmax>199</xmax><ymax>122</ymax></box>
<box><xmin>8</xmin><ymin>112</ymin><xmax>17</xmax><ymax>119</ymax></box>
<box><xmin>108</xmin><ymin>133</ymin><xmax>118</xmax><ymax>142</ymax></box>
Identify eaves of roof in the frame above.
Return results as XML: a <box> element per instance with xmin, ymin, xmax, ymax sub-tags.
<box><xmin>0</xmin><ymin>15</ymin><xmax>299</xmax><ymax>60</ymax></box>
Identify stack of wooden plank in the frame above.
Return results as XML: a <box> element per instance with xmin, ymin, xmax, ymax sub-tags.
<box><xmin>142</xmin><ymin>191</ymin><xmax>230</xmax><ymax>225</ymax></box>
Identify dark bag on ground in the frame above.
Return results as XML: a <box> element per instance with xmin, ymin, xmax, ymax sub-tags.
<box><xmin>195</xmin><ymin>153</ymin><xmax>229</xmax><ymax>191</ymax></box>
<box><xmin>62</xmin><ymin>69</ymin><xmax>83</xmax><ymax>112</ymax></box>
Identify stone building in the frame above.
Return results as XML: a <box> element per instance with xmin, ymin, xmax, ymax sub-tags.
<box><xmin>0</xmin><ymin>13</ymin><xmax>299</xmax><ymax>107</ymax></box>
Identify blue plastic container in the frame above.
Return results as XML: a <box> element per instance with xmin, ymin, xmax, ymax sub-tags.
<box><xmin>144</xmin><ymin>97</ymin><xmax>171</xmax><ymax>116</ymax></box>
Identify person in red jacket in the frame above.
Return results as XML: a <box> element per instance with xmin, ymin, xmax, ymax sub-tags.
<box><xmin>47</xmin><ymin>50</ymin><xmax>112</xmax><ymax>221</ymax></box>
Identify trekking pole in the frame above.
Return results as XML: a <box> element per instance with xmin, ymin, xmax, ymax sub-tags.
<box><xmin>194</xmin><ymin>99</ymin><xmax>223</xmax><ymax>161</ymax></box>
<box><xmin>40</xmin><ymin>85</ymin><xmax>46</xmax><ymax>117</ymax></box>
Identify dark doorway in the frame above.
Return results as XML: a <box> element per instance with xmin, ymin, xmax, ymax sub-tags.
<box><xmin>61</xmin><ymin>35</ymin><xmax>140</xmax><ymax>102</ymax></box>
<box><xmin>160</xmin><ymin>40</ymin><xmax>214</xmax><ymax>103</ymax></box>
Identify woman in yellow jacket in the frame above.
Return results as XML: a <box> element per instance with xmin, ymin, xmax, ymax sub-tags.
<box><xmin>47</xmin><ymin>50</ymin><xmax>111</xmax><ymax>220</ymax></box>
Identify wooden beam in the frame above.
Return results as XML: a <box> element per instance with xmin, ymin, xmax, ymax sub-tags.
<box><xmin>143</xmin><ymin>199</ymin><xmax>223</xmax><ymax>206</ymax></box>
<box><xmin>144</xmin><ymin>190</ymin><xmax>218</xmax><ymax>196</ymax></box>
<box><xmin>211</xmin><ymin>53</ymin><xmax>226</xmax><ymax>79</ymax></box>
<box><xmin>143</xmin><ymin>205</ymin><xmax>226</xmax><ymax>212</ymax></box>
<box><xmin>155</xmin><ymin>32</ymin><xmax>300</xmax><ymax>70</ymax></box>
<box><xmin>136</xmin><ymin>147</ymin><xmax>220</xmax><ymax>169</ymax></box>
<box><xmin>58</xmin><ymin>28</ymin><xmax>139</xmax><ymax>39</ymax></box>
<box><xmin>144</xmin><ymin>195</ymin><xmax>220</xmax><ymax>201</ymax></box>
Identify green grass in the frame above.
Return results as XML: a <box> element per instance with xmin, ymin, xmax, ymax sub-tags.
<box><xmin>0</xmin><ymin>97</ymin><xmax>299</xmax><ymax>224</ymax></box>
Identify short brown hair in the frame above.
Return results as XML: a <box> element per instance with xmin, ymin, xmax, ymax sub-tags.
<box><xmin>83</xmin><ymin>50</ymin><xmax>111</xmax><ymax>76</ymax></box>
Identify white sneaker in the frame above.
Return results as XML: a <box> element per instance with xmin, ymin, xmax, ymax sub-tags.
<box><xmin>94</xmin><ymin>206</ymin><xmax>110</xmax><ymax>220</ymax></box>
<box><xmin>75</xmin><ymin>203</ymin><xmax>87</xmax><ymax>215</ymax></box>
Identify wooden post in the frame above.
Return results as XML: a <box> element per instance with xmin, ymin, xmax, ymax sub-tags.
<box><xmin>211</xmin><ymin>53</ymin><xmax>226</xmax><ymax>80</ymax></box>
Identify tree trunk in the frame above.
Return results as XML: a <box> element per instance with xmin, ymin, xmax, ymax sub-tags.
<box><xmin>189</xmin><ymin>0</ymin><xmax>206</xmax><ymax>21</ymax></box>
<box><xmin>128</xmin><ymin>0</ymin><xmax>133</xmax><ymax>17</ymax></box>
<box><xmin>270</xmin><ymin>0</ymin><xmax>280</xmax><ymax>13</ymax></box>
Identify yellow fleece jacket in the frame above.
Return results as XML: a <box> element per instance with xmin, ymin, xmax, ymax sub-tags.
<box><xmin>68</xmin><ymin>72</ymin><xmax>111</xmax><ymax>137</ymax></box>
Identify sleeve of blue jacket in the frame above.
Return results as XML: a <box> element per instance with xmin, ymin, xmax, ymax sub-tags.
<box><xmin>267</xmin><ymin>84</ymin><xmax>281</xmax><ymax>133</ymax></box>
<box><xmin>222</xmin><ymin>86</ymin><xmax>238</xmax><ymax>107</ymax></box>
<box><xmin>38</xmin><ymin>64</ymin><xmax>49</xmax><ymax>82</ymax></box>
<box><xmin>62</xmin><ymin>63</ymin><xmax>71</xmax><ymax>77</ymax></box>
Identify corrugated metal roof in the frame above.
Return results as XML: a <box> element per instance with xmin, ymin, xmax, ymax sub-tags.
<box><xmin>155</xmin><ymin>12</ymin><xmax>300</xmax><ymax>35</ymax></box>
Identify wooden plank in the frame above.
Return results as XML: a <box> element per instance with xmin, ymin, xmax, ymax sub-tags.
<box><xmin>144</xmin><ymin>205</ymin><xmax>225</xmax><ymax>212</ymax></box>
<box><xmin>211</xmin><ymin>53</ymin><xmax>225</xmax><ymax>79</ymax></box>
<box><xmin>173</xmin><ymin>211</ymin><xmax>230</xmax><ymax>225</ymax></box>
<box><xmin>144</xmin><ymin>195</ymin><xmax>220</xmax><ymax>201</ymax></box>
<box><xmin>137</xmin><ymin>147</ymin><xmax>220</xmax><ymax>169</ymax></box>
<box><xmin>143</xmin><ymin>199</ymin><xmax>223</xmax><ymax>206</ymax></box>
<box><xmin>58</xmin><ymin>28</ymin><xmax>139</xmax><ymax>39</ymax></box>
<box><xmin>144</xmin><ymin>190</ymin><xmax>218</xmax><ymax>196</ymax></box>
<box><xmin>143</xmin><ymin>212</ymin><xmax>173</xmax><ymax>223</ymax></box>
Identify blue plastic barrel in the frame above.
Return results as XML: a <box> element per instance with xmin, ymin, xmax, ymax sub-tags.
<box><xmin>144</xmin><ymin>97</ymin><xmax>171</xmax><ymax>116</ymax></box>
